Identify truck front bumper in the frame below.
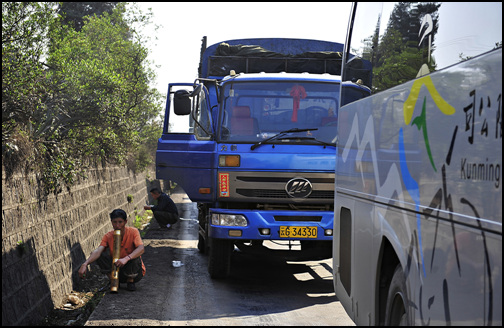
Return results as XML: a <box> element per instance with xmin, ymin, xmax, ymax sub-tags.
<box><xmin>208</xmin><ymin>208</ymin><xmax>333</xmax><ymax>241</ymax></box>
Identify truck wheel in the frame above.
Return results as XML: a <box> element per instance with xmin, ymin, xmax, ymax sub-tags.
<box><xmin>197</xmin><ymin>203</ymin><xmax>209</xmax><ymax>254</ymax></box>
<box><xmin>385</xmin><ymin>265</ymin><xmax>409</xmax><ymax>326</ymax></box>
<box><xmin>208</xmin><ymin>238</ymin><xmax>233</xmax><ymax>279</ymax></box>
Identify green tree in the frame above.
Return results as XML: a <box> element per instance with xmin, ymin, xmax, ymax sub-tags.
<box><xmin>2</xmin><ymin>2</ymin><xmax>55</xmax><ymax>138</ymax></box>
<box><xmin>48</xmin><ymin>4</ymin><xmax>159</xmax><ymax>159</ymax></box>
<box><xmin>2</xmin><ymin>2</ymin><xmax>58</xmax><ymax>177</ymax></box>
<box><xmin>2</xmin><ymin>2</ymin><xmax>163</xmax><ymax>193</ymax></box>
<box><xmin>373</xmin><ymin>28</ymin><xmax>426</xmax><ymax>91</ymax></box>
<box><xmin>127</xmin><ymin>117</ymin><xmax>163</xmax><ymax>172</ymax></box>
<box><xmin>368</xmin><ymin>2</ymin><xmax>441</xmax><ymax>92</ymax></box>
<box><xmin>57</xmin><ymin>2</ymin><xmax>118</xmax><ymax>32</ymax></box>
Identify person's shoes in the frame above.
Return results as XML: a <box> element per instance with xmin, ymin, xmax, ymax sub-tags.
<box><xmin>127</xmin><ymin>282</ymin><xmax>136</xmax><ymax>291</ymax></box>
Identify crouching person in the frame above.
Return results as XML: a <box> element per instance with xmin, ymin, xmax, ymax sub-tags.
<box><xmin>144</xmin><ymin>187</ymin><xmax>179</xmax><ymax>229</ymax></box>
<box><xmin>78</xmin><ymin>209</ymin><xmax>146</xmax><ymax>291</ymax></box>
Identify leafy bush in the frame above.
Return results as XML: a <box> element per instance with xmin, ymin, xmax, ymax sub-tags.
<box><xmin>2</xmin><ymin>2</ymin><xmax>163</xmax><ymax>194</ymax></box>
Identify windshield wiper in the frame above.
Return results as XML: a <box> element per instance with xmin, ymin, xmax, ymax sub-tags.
<box><xmin>250</xmin><ymin>128</ymin><xmax>318</xmax><ymax>150</ymax></box>
<box><xmin>281</xmin><ymin>136</ymin><xmax>336</xmax><ymax>148</ymax></box>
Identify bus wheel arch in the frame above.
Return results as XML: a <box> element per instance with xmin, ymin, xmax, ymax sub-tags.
<box><xmin>384</xmin><ymin>264</ymin><xmax>409</xmax><ymax>325</ymax></box>
<box><xmin>377</xmin><ymin>238</ymin><xmax>400</xmax><ymax>325</ymax></box>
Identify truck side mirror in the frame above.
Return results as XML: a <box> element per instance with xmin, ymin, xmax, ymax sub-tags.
<box><xmin>173</xmin><ymin>90</ymin><xmax>191</xmax><ymax>115</ymax></box>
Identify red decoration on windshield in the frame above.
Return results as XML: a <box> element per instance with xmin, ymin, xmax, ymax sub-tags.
<box><xmin>290</xmin><ymin>84</ymin><xmax>307</xmax><ymax>122</ymax></box>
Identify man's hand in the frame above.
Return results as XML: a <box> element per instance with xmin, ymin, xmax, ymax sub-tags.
<box><xmin>78</xmin><ymin>263</ymin><xmax>88</xmax><ymax>279</ymax></box>
<box><xmin>143</xmin><ymin>205</ymin><xmax>153</xmax><ymax>210</ymax></box>
<box><xmin>115</xmin><ymin>257</ymin><xmax>130</xmax><ymax>268</ymax></box>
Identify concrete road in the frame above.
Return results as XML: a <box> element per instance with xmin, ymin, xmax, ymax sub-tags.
<box><xmin>85</xmin><ymin>189</ymin><xmax>355</xmax><ymax>326</ymax></box>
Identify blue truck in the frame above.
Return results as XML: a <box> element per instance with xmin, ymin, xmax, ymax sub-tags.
<box><xmin>156</xmin><ymin>37</ymin><xmax>370</xmax><ymax>278</ymax></box>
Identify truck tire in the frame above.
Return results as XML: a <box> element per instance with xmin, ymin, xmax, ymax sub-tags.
<box><xmin>384</xmin><ymin>264</ymin><xmax>409</xmax><ymax>326</ymax></box>
<box><xmin>197</xmin><ymin>203</ymin><xmax>209</xmax><ymax>254</ymax></box>
<box><xmin>208</xmin><ymin>237</ymin><xmax>233</xmax><ymax>279</ymax></box>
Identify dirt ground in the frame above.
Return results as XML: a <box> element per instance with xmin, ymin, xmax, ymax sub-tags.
<box><xmin>39</xmin><ymin>218</ymin><xmax>153</xmax><ymax>325</ymax></box>
<box><xmin>38</xmin><ymin>188</ymin><xmax>182</xmax><ymax>326</ymax></box>
<box><xmin>38</xmin><ymin>264</ymin><xmax>110</xmax><ymax>326</ymax></box>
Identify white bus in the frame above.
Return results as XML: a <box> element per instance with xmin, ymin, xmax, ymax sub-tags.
<box><xmin>333</xmin><ymin>2</ymin><xmax>501</xmax><ymax>325</ymax></box>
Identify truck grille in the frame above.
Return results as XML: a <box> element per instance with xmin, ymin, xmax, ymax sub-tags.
<box><xmin>222</xmin><ymin>171</ymin><xmax>334</xmax><ymax>204</ymax></box>
<box><xmin>236</xmin><ymin>189</ymin><xmax>334</xmax><ymax>199</ymax></box>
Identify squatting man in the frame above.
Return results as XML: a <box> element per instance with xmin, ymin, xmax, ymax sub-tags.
<box><xmin>144</xmin><ymin>187</ymin><xmax>179</xmax><ymax>229</ymax></box>
<box><xmin>78</xmin><ymin>209</ymin><xmax>146</xmax><ymax>291</ymax></box>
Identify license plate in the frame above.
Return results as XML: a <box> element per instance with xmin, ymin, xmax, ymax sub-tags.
<box><xmin>279</xmin><ymin>226</ymin><xmax>317</xmax><ymax>238</ymax></box>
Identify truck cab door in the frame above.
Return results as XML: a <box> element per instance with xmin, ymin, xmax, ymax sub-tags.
<box><xmin>156</xmin><ymin>83</ymin><xmax>216</xmax><ymax>202</ymax></box>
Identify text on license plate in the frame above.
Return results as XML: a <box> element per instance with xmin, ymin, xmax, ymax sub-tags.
<box><xmin>279</xmin><ymin>226</ymin><xmax>317</xmax><ymax>238</ymax></box>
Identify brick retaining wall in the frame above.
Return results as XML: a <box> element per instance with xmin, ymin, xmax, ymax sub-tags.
<box><xmin>1</xmin><ymin>165</ymin><xmax>166</xmax><ymax>326</ymax></box>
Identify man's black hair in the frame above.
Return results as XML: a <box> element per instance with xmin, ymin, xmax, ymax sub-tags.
<box><xmin>150</xmin><ymin>187</ymin><xmax>162</xmax><ymax>194</ymax></box>
<box><xmin>110</xmin><ymin>209</ymin><xmax>127</xmax><ymax>221</ymax></box>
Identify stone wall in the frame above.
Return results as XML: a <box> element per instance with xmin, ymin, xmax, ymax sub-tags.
<box><xmin>1</xmin><ymin>165</ymin><xmax>166</xmax><ymax>326</ymax></box>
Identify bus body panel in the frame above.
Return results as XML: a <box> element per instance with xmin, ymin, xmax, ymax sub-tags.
<box><xmin>334</xmin><ymin>3</ymin><xmax>502</xmax><ymax>324</ymax></box>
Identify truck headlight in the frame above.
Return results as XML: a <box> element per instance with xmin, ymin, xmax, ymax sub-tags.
<box><xmin>211</xmin><ymin>214</ymin><xmax>248</xmax><ymax>227</ymax></box>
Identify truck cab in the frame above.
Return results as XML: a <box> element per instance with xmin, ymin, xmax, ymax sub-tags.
<box><xmin>156</xmin><ymin>37</ymin><xmax>370</xmax><ymax>278</ymax></box>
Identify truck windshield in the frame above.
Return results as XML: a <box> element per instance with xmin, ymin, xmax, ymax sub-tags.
<box><xmin>219</xmin><ymin>81</ymin><xmax>340</xmax><ymax>144</ymax></box>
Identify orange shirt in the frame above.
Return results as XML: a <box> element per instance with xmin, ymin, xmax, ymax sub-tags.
<box><xmin>100</xmin><ymin>226</ymin><xmax>146</xmax><ymax>276</ymax></box>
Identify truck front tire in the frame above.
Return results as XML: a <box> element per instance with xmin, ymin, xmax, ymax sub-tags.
<box><xmin>208</xmin><ymin>238</ymin><xmax>233</xmax><ymax>279</ymax></box>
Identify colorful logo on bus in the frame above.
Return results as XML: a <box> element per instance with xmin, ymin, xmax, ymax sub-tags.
<box><xmin>403</xmin><ymin>75</ymin><xmax>455</xmax><ymax>172</ymax></box>
<box><xmin>401</xmin><ymin>75</ymin><xmax>455</xmax><ymax>276</ymax></box>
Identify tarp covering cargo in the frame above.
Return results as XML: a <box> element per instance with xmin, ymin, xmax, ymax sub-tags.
<box><xmin>198</xmin><ymin>38</ymin><xmax>372</xmax><ymax>87</ymax></box>
<box><xmin>208</xmin><ymin>42</ymin><xmax>343</xmax><ymax>76</ymax></box>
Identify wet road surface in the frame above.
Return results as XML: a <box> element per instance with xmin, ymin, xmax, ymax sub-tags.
<box><xmin>85</xmin><ymin>189</ymin><xmax>355</xmax><ymax>326</ymax></box>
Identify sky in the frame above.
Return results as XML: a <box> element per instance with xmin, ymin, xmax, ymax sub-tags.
<box><xmin>130</xmin><ymin>2</ymin><xmax>352</xmax><ymax>99</ymax></box>
<box><xmin>129</xmin><ymin>2</ymin><xmax>502</xmax><ymax>119</ymax></box>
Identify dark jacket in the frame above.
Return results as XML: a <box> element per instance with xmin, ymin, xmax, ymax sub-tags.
<box><xmin>151</xmin><ymin>193</ymin><xmax>178</xmax><ymax>215</ymax></box>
